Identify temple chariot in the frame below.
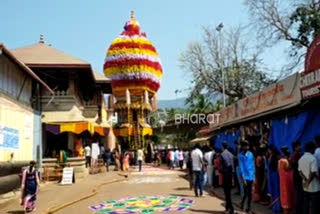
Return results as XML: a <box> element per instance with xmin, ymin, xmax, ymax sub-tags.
<box><xmin>104</xmin><ymin>11</ymin><xmax>162</xmax><ymax>151</ymax></box>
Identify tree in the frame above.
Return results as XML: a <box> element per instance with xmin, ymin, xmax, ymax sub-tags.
<box><xmin>179</xmin><ymin>25</ymin><xmax>274</xmax><ymax>104</ymax></box>
<box><xmin>244</xmin><ymin>0</ymin><xmax>320</xmax><ymax>72</ymax></box>
<box><xmin>187</xmin><ymin>94</ymin><xmax>213</xmax><ymax>114</ymax></box>
<box><xmin>167</xmin><ymin>108</ymin><xmax>177</xmax><ymax>121</ymax></box>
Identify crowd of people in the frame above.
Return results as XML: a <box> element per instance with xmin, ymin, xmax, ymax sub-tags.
<box><xmin>83</xmin><ymin>142</ymin><xmax>166</xmax><ymax>172</ymax></box>
<box><xmin>19</xmin><ymin>136</ymin><xmax>320</xmax><ymax>213</ymax></box>
<box><xmin>187</xmin><ymin>136</ymin><xmax>320</xmax><ymax>214</ymax></box>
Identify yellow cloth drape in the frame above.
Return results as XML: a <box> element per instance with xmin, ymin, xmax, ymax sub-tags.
<box><xmin>113</xmin><ymin>127</ymin><xmax>152</xmax><ymax>137</ymax></box>
<box><xmin>113</xmin><ymin>127</ymin><xmax>134</xmax><ymax>137</ymax></box>
<box><xmin>60</xmin><ymin>122</ymin><xmax>88</xmax><ymax>134</ymax></box>
<box><xmin>142</xmin><ymin>127</ymin><xmax>153</xmax><ymax>136</ymax></box>
<box><xmin>94</xmin><ymin>126</ymin><xmax>105</xmax><ymax>136</ymax></box>
<box><xmin>53</xmin><ymin>122</ymin><xmax>108</xmax><ymax>136</ymax></box>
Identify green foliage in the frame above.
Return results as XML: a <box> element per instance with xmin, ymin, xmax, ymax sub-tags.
<box><xmin>290</xmin><ymin>3</ymin><xmax>320</xmax><ymax>51</ymax></box>
<box><xmin>245</xmin><ymin>0</ymin><xmax>320</xmax><ymax>71</ymax></box>
<box><xmin>151</xmin><ymin>134</ymin><xmax>161</xmax><ymax>144</ymax></box>
<box><xmin>187</xmin><ymin>94</ymin><xmax>213</xmax><ymax>113</ymax></box>
<box><xmin>168</xmin><ymin>131</ymin><xmax>197</xmax><ymax>149</ymax></box>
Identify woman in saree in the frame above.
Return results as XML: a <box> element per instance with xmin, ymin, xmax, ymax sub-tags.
<box><xmin>267</xmin><ymin>146</ymin><xmax>282</xmax><ymax>213</ymax></box>
<box><xmin>279</xmin><ymin>146</ymin><xmax>295</xmax><ymax>214</ymax></box>
<box><xmin>20</xmin><ymin>161</ymin><xmax>40</xmax><ymax>213</ymax></box>
<box><xmin>122</xmin><ymin>151</ymin><xmax>130</xmax><ymax>171</ymax></box>
<box><xmin>213</xmin><ymin>149</ymin><xmax>223</xmax><ymax>187</ymax></box>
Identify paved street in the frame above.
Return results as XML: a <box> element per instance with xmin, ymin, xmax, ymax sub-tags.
<box><xmin>1</xmin><ymin>165</ymin><xmax>246</xmax><ymax>214</ymax></box>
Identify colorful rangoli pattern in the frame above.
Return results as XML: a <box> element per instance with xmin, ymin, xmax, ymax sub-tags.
<box><xmin>89</xmin><ymin>195</ymin><xmax>194</xmax><ymax>214</ymax></box>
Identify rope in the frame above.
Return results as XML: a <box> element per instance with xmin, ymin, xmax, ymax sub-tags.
<box><xmin>43</xmin><ymin>177</ymin><xmax>127</xmax><ymax>214</ymax></box>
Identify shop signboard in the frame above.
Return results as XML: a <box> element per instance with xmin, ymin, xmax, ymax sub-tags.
<box><xmin>301</xmin><ymin>36</ymin><xmax>320</xmax><ymax>99</ymax></box>
<box><xmin>61</xmin><ymin>167</ymin><xmax>74</xmax><ymax>185</ymax></box>
<box><xmin>210</xmin><ymin>73</ymin><xmax>301</xmax><ymax>128</ymax></box>
<box><xmin>0</xmin><ymin>126</ymin><xmax>19</xmax><ymax>149</ymax></box>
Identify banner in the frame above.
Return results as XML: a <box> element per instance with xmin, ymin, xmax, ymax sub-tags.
<box><xmin>301</xmin><ymin>69</ymin><xmax>320</xmax><ymax>99</ymax></box>
<box><xmin>210</xmin><ymin>73</ymin><xmax>301</xmax><ymax>128</ymax></box>
<box><xmin>301</xmin><ymin>35</ymin><xmax>320</xmax><ymax>99</ymax></box>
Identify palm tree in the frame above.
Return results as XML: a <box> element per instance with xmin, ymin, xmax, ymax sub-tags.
<box><xmin>167</xmin><ymin>108</ymin><xmax>177</xmax><ymax>121</ymax></box>
<box><xmin>188</xmin><ymin>94</ymin><xmax>213</xmax><ymax>114</ymax></box>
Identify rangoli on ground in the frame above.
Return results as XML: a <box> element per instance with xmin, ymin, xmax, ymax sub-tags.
<box><xmin>89</xmin><ymin>195</ymin><xmax>194</xmax><ymax>214</ymax></box>
<box><xmin>130</xmin><ymin>166</ymin><xmax>177</xmax><ymax>176</ymax></box>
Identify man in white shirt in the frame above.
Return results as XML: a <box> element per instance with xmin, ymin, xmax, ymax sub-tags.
<box><xmin>191</xmin><ymin>144</ymin><xmax>204</xmax><ymax>197</ymax></box>
<box><xmin>137</xmin><ymin>147</ymin><xmax>144</xmax><ymax>172</ymax></box>
<box><xmin>314</xmin><ymin>136</ymin><xmax>320</xmax><ymax>170</ymax></box>
<box><xmin>204</xmin><ymin>147</ymin><xmax>215</xmax><ymax>186</ymax></box>
<box><xmin>298</xmin><ymin>142</ymin><xmax>320</xmax><ymax>214</ymax></box>
<box><xmin>84</xmin><ymin>144</ymin><xmax>91</xmax><ymax>168</ymax></box>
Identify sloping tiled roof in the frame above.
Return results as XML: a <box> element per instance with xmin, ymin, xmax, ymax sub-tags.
<box><xmin>0</xmin><ymin>43</ymin><xmax>54</xmax><ymax>94</ymax></box>
<box><xmin>93</xmin><ymin>71</ymin><xmax>111</xmax><ymax>83</ymax></box>
<box><xmin>11</xmin><ymin>43</ymin><xmax>90</xmax><ymax>67</ymax></box>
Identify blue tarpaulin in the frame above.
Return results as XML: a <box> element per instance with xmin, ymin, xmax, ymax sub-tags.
<box><xmin>269</xmin><ymin>108</ymin><xmax>320</xmax><ymax>152</ymax></box>
<box><xmin>213</xmin><ymin>130</ymin><xmax>241</xmax><ymax>151</ymax></box>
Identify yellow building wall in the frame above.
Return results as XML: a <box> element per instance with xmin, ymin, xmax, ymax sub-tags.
<box><xmin>0</xmin><ymin>96</ymin><xmax>34</xmax><ymax>161</ymax></box>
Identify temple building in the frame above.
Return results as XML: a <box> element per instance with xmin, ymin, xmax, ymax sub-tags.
<box><xmin>11</xmin><ymin>36</ymin><xmax>112</xmax><ymax>160</ymax></box>
<box><xmin>104</xmin><ymin>11</ymin><xmax>162</xmax><ymax>151</ymax></box>
<box><xmin>0</xmin><ymin>43</ymin><xmax>54</xmax><ymax>162</ymax></box>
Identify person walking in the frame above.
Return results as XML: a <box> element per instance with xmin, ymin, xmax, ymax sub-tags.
<box><xmin>104</xmin><ymin>148</ymin><xmax>112</xmax><ymax>172</ymax></box>
<box><xmin>298</xmin><ymin>142</ymin><xmax>320</xmax><ymax>214</ymax></box>
<box><xmin>191</xmin><ymin>144</ymin><xmax>204</xmax><ymax>197</ymax></box>
<box><xmin>169</xmin><ymin>149</ymin><xmax>175</xmax><ymax>169</ymax></box>
<box><xmin>99</xmin><ymin>142</ymin><xmax>105</xmax><ymax>158</ymax></box>
<box><xmin>213</xmin><ymin>149</ymin><xmax>223</xmax><ymax>187</ymax></box>
<box><xmin>122</xmin><ymin>151</ymin><xmax>130</xmax><ymax>171</ymax></box>
<box><xmin>186</xmin><ymin>149</ymin><xmax>193</xmax><ymax>190</ymax></box>
<box><xmin>20</xmin><ymin>161</ymin><xmax>40</xmax><ymax>213</ymax></box>
<box><xmin>279</xmin><ymin>146</ymin><xmax>296</xmax><ymax>214</ymax></box>
<box><xmin>314</xmin><ymin>136</ymin><xmax>320</xmax><ymax>171</ymax></box>
<box><xmin>267</xmin><ymin>146</ymin><xmax>281</xmax><ymax>213</ymax></box>
<box><xmin>183</xmin><ymin>149</ymin><xmax>188</xmax><ymax>169</ymax></box>
<box><xmin>84</xmin><ymin>144</ymin><xmax>91</xmax><ymax>168</ymax></box>
<box><xmin>137</xmin><ymin>147</ymin><xmax>144</xmax><ymax>172</ymax></box>
<box><xmin>174</xmin><ymin>149</ymin><xmax>179</xmax><ymax>168</ymax></box>
<box><xmin>156</xmin><ymin>150</ymin><xmax>162</xmax><ymax>166</ymax></box>
<box><xmin>290</xmin><ymin>141</ymin><xmax>303</xmax><ymax>214</ymax></box>
<box><xmin>253</xmin><ymin>144</ymin><xmax>268</xmax><ymax>204</ymax></box>
<box><xmin>220</xmin><ymin>142</ymin><xmax>235</xmax><ymax>214</ymax></box>
<box><xmin>204</xmin><ymin>146</ymin><xmax>215</xmax><ymax>187</ymax></box>
<box><xmin>234</xmin><ymin>141</ymin><xmax>244</xmax><ymax>197</ymax></box>
<box><xmin>114</xmin><ymin>149</ymin><xmax>121</xmax><ymax>171</ymax></box>
<box><xmin>239</xmin><ymin>140</ymin><xmax>255</xmax><ymax>213</ymax></box>
<box><xmin>201</xmin><ymin>146</ymin><xmax>209</xmax><ymax>188</ymax></box>
<box><xmin>178</xmin><ymin>148</ymin><xmax>184</xmax><ymax>170</ymax></box>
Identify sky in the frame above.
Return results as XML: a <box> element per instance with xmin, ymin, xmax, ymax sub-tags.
<box><xmin>0</xmin><ymin>0</ymin><xmax>289</xmax><ymax>100</ymax></box>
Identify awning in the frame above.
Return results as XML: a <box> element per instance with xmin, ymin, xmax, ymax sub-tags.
<box><xmin>190</xmin><ymin>134</ymin><xmax>214</xmax><ymax>144</ymax></box>
<box><xmin>45</xmin><ymin>122</ymin><xmax>109</xmax><ymax>136</ymax></box>
<box><xmin>113</xmin><ymin>127</ymin><xmax>153</xmax><ymax>137</ymax></box>
<box><xmin>208</xmin><ymin>102</ymin><xmax>301</xmax><ymax>133</ymax></box>
<box><xmin>113</xmin><ymin>127</ymin><xmax>134</xmax><ymax>137</ymax></box>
